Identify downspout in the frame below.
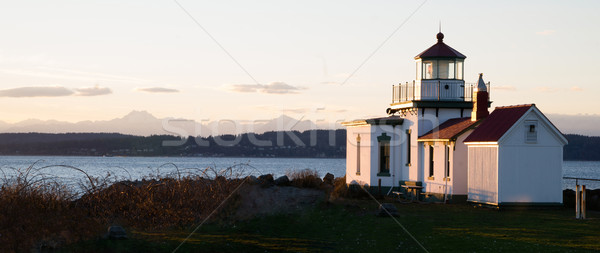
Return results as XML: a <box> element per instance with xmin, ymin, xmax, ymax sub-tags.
<box><xmin>387</xmin><ymin>125</ymin><xmax>398</xmax><ymax>196</ymax></box>
<box><xmin>443</xmin><ymin>142</ymin><xmax>448</xmax><ymax>203</ymax></box>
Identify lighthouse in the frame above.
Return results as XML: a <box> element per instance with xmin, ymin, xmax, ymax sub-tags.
<box><xmin>342</xmin><ymin>31</ymin><xmax>566</xmax><ymax>206</ymax></box>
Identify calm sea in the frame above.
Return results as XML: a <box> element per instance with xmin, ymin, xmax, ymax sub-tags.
<box><xmin>0</xmin><ymin>156</ymin><xmax>598</xmax><ymax>190</ymax></box>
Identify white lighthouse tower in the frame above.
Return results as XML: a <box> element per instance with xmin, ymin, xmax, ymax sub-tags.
<box><xmin>387</xmin><ymin>32</ymin><xmax>489</xmax><ymax>185</ymax></box>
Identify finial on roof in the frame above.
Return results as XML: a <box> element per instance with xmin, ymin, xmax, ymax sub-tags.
<box><xmin>437</xmin><ymin>22</ymin><xmax>444</xmax><ymax>42</ymax></box>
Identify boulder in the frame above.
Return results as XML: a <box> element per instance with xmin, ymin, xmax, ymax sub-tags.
<box><xmin>246</xmin><ymin>175</ymin><xmax>259</xmax><ymax>185</ymax></box>
<box><xmin>106</xmin><ymin>225</ymin><xmax>127</xmax><ymax>240</ymax></box>
<box><xmin>323</xmin><ymin>173</ymin><xmax>335</xmax><ymax>185</ymax></box>
<box><xmin>258</xmin><ymin>174</ymin><xmax>274</xmax><ymax>187</ymax></box>
<box><xmin>274</xmin><ymin>175</ymin><xmax>290</xmax><ymax>186</ymax></box>
<box><xmin>377</xmin><ymin>203</ymin><xmax>399</xmax><ymax>217</ymax></box>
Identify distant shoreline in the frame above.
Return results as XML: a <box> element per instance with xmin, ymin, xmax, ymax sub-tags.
<box><xmin>0</xmin><ymin>132</ymin><xmax>599</xmax><ymax>161</ymax></box>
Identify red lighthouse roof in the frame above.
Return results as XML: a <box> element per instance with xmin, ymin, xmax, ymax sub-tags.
<box><xmin>415</xmin><ymin>32</ymin><xmax>466</xmax><ymax>59</ymax></box>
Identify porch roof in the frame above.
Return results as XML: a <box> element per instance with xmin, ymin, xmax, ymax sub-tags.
<box><xmin>418</xmin><ymin>117</ymin><xmax>479</xmax><ymax>141</ymax></box>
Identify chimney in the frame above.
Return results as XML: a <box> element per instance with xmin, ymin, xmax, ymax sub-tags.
<box><xmin>471</xmin><ymin>73</ymin><xmax>489</xmax><ymax>121</ymax></box>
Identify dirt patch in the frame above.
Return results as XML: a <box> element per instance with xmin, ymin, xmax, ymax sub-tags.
<box><xmin>235</xmin><ymin>184</ymin><xmax>326</xmax><ymax>219</ymax></box>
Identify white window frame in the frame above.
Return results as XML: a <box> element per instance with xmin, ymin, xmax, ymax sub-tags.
<box><xmin>525</xmin><ymin>120</ymin><xmax>538</xmax><ymax>143</ymax></box>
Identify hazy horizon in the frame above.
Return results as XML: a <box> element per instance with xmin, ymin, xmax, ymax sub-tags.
<box><xmin>0</xmin><ymin>1</ymin><xmax>598</xmax><ymax>135</ymax></box>
<box><xmin>0</xmin><ymin>109</ymin><xmax>598</xmax><ymax>137</ymax></box>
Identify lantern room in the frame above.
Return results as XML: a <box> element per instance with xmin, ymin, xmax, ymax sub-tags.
<box><xmin>415</xmin><ymin>32</ymin><xmax>465</xmax><ymax>81</ymax></box>
<box><xmin>390</xmin><ymin>32</ymin><xmax>482</xmax><ymax>108</ymax></box>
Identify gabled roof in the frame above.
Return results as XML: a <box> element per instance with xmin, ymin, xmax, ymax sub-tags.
<box><xmin>463</xmin><ymin>104</ymin><xmax>533</xmax><ymax>142</ymax></box>
<box><xmin>415</xmin><ymin>33</ymin><xmax>466</xmax><ymax>60</ymax></box>
<box><xmin>341</xmin><ymin>116</ymin><xmax>403</xmax><ymax>127</ymax></box>
<box><xmin>418</xmin><ymin>117</ymin><xmax>479</xmax><ymax>141</ymax></box>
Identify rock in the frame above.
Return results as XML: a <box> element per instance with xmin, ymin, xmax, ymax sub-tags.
<box><xmin>106</xmin><ymin>225</ymin><xmax>127</xmax><ymax>240</ymax></box>
<box><xmin>274</xmin><ymin>175</ymin><xmax>290</xmax><ymax>186</ymax></box>
<box><xmin>377</xmin><ymin>203</ymin><xmax>399</xmax><ymax>217</ymax></box>
<box><xmin>323</xmin><ymin>173</ymin><xmax>335</xmax><ymax>185</ymax></box>
<box><xmin>246</xmin><ymin>175</ymin><xmax>259</xmax><ymax>185</ymax></box>
<box><xmin>258</xmin><ymin>174</ymin><xmax>274</xmax><ymax>187</ymax></box>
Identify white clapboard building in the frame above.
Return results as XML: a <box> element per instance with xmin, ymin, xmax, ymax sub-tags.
<box><xmin>342</xmin><ymin>32</ymin><xmax>567</xmax><ymax>206</ymax></box>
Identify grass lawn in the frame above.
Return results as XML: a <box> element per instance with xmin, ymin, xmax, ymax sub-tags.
<box><xmin>63</xmin><ymin>200</ymin><xmax>600</xmax><ymax>253</ymax></box>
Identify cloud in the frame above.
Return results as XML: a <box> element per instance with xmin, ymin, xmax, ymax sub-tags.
<box><xmin>536</xmin><ymin>30</ymin><xmax>556</xmax><ymax>36</ymax></box>
<box><xmin>74</xmin><ymin>86</ymin><xmax>112</xmax><ymax>96</ymax></box>
<box><xmin>261</xmin><ymin>81</ymin><xmax>303</xmax><ymax>94</ymax></box>
<box><xmin>320</xmin><ymin>81</ymin><xmax>341</xmax><ymax>85</ymax></box>
<box><xmin>284</xmin><ymin>108</ymin><xmax>309</xmax><ymax>114</ymax></box>
<box><xmin>136</xmin><ymin>87</ymin><xmax>180</xmax><ymax>93</ymax></box>
<box><xmin>535</xmin><ymin>86</ymin><xmax>559</xmax><ymax>93</ymax></box>
<box><xmin>0</xmin><ymin>86</ymin><xmax>74</xmax><ymax>97</ymax></box>
<box><xmin>492</xmin><ymin>85</ymin><xmax>516</xmax><ymax>91</ymax></box>
<box><xmin>571</xmin><ymin>86</ymin><xmax>583</xmax><ymax>92</ymax></box>
<box><xmin>0</xmin><ymin>85</ymin><xmax>113</xmax><ymax>98</ymax></box>
<box><xmin>228</xmin><ymin>82</ymin><xmax>304</xmax><ymax>94</ymax></box>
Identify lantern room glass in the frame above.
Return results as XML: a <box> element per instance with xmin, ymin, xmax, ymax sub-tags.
<box><xmin>420</xmin><ymin>59</ymin><xmax>464</xmax><ymax>80</ymax></box>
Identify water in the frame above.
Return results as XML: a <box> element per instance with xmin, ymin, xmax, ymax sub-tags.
<box><xmin>563</xmin><ymin>161</ymin><xmax>600</xmax><ymax>190</ymax></box>
<box><xmin>0</xmin><ymin>156</ymin><xmax>346</xmax><ymax>184</ymax></box>
<box><xmin>0</xmin><ymin>156</ymin><xmax>598</xmax><ymax>190</ymax></box>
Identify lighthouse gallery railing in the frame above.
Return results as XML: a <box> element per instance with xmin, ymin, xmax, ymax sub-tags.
<box><xmin>392</xmin><ymin>80</ymin><xmax>490</xmax><ymax>104</ymax></box>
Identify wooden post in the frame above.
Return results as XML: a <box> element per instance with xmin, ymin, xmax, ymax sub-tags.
<box><xmin>378</xmin><ymin>179</ymin><xmax>381</xmax><ymax>195</ymax></box>
<box><xmin>582</xmin><ymin>185</ymin><xmax>586</xmax><ymax>219</ymax></box>
<box><xmin>575</xmin><ymin>184</ymin><xmax>580</xmax><ymax>219</ymax></box>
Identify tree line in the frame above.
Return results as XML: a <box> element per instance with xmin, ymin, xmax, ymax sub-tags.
<box><xmin>0</xmin><ymin>132</ymin><xmax>595</xmax><ymax>160</ymax></box>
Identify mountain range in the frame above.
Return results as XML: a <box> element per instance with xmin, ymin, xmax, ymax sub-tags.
<box><xmin>0</xmin><ymin>111</ymin><xmax>597</xmax><ymax>137</ymax></box>
<box><xmin>0</xmin><ymin>111</ymin><xmax>342</xmax><ymax>137</ymax></box>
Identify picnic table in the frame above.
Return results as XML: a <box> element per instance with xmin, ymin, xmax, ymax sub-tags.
<box><xmin>401</xmin><ymin>185</ymin><xmax>423</xmax><ymax>202</ymax></box>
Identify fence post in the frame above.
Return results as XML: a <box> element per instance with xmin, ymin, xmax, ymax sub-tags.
<box><xmin>412</xmin><ymin>80</ymin><xmax>415</xmax><ymax>100</ymax></box>
<box><xmin>582</xmin><ymin>185</ymin><xmax>586</xmax><ymax>219</ymax></box>
<box><xmin>575</xmin><ymin>184</ymin><xmax>580</xmax><ymax>219</ymax></box>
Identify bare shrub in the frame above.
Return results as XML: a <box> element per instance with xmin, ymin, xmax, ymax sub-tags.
<box><xmin>287</xmin><ymin>169</ymin><xmax>322</xmax><ymax>189</ymax></box>
<box><xmin>0</xmin><ymin>164</ymin><xmax>101</xmax><ymax>252</ymax></box>
<box><xmin>329</xmin><ymin>175</ymin><xmax>370</xmax><ymax>199</ymax></box>
<box><xmin>0</xmin><ymin>162</ymin><xmax>250</xmax><ymax>252</ymax></box>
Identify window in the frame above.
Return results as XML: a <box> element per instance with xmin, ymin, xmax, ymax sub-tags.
<box><xmin>525</xmin><ymin>121</ymin><xmax>538</xmax><ymax>143</ymax></box>
<box><xmin>456</xmin><ymin>61</ymin><xmax>463</xmax><ymax>80</ymax></box>
<box><xmin>356</xmin><ymin>134</ymin><xmax>361</xmax><ymax>175</ymax></box>
<box><xmin>428</xmin><ymin>145</ymin><xmax>434</xmax><ymax>179</ymax></box>
<box><xmin>445</xmin><ymin>145</ymin><xmax>450</xmax><ymax>179</ymax></box>
<box><xmin>438</xmin><ymin>60</ymin><xmax>455</xmax><ymax>79</ymax></box>
<box><xmin>377</xmin><ymin>133</ymin><xmax>391</xmax><ymax>176</ymax></box>
<box><xmin>405</xmin><ymin>129</ymin><xmax>411</xmax><ymax>166</ymax></box>
<box><xmin>421</xmin><ymin>60</ymin><xmax>459</xmax><ymax>79</ymax></box>
<box><xmin>423</xmin><ymin>61</ymin><xmax>434</xmax><ymax>79</ymax></box>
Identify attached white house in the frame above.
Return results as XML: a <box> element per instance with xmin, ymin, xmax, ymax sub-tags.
<box><xmin>464</xmin><ymin>104</ymin><xmax>568</xmax><ymax>206</ymax></box>
<box><xmin>342</xmin><ymin>32</ymin><xmax>567</xmax><ymax>206</ymax></box>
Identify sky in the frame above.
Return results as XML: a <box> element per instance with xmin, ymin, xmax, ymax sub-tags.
<box><xmin>0</xmin><ymin>0</ymin><xmax>599</xmax><ymax>133</ymax></box>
